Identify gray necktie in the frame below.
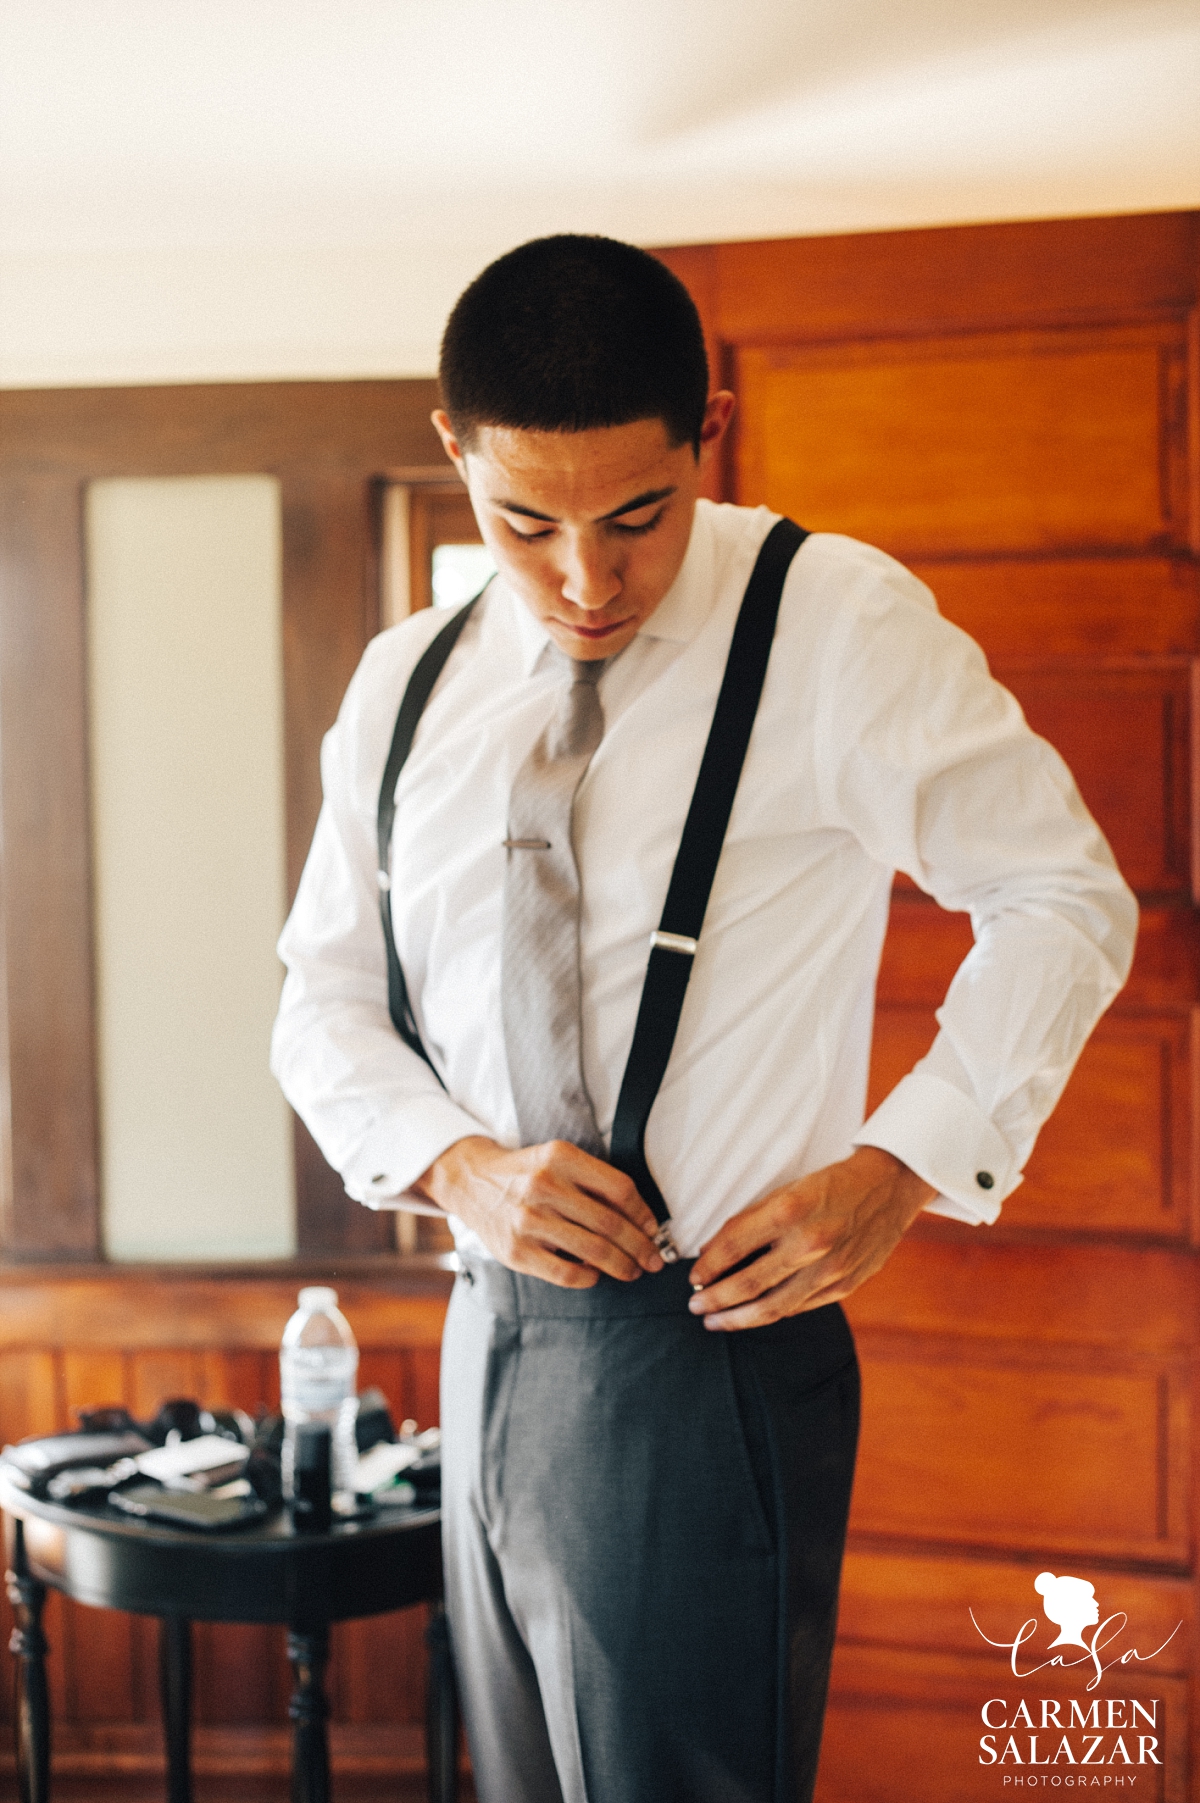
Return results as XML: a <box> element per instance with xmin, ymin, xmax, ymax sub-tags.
<box><xmin>501</xmin><ymin>650</ymin><xmax>606</xmax><ymax>1154</ymax></box>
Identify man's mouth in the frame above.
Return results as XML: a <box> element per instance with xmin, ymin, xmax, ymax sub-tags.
<box><xmin>559</xmin><ymin>616</ymin><xmax>633</xmax><ymax>640</ymax></box>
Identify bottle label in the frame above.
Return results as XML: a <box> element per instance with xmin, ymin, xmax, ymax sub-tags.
<box><xmin>287</xmin><ymin>1374</ymin><xmax>353</xmax><ymax>1412</ymax></box>
<box><xmin>281</xmin><ymin>1347</ymin><xmax>357</xmax><ymax>1416</ymax></box>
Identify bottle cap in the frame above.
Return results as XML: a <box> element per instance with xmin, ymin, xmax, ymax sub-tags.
<box><xmin>298</xmin><ymin>1286</ymin><xmax>338</xmax><ymax>1310</ymax></box>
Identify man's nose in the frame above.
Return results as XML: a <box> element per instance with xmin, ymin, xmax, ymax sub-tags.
<box><xmin>559</xmin><ymin>538</ymin><xmax>622</xmax><ymax>611</ymax></box>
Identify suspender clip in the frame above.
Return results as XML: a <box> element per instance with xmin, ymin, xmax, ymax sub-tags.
<box><xmin>652</xmin><ymin>1222</ymin><xmax>681</xmax><ymax>1264</ymax></box>
<box><xmin>650</xmin><ymin>930</ymin><xmax>698</xmax><ymax>957</ymax></box>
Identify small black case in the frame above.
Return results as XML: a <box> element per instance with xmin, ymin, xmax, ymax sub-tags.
<box><xmin>110</xmin><ymin>1482</ymin><xmax>268</xmax><ymax>1533</ymax></box>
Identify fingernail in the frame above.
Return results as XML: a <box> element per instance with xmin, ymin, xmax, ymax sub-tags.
<box><xmin>688</xmin><ymin>1295</ymin><xmax>705</xmax><ymax>1314</ymax></box>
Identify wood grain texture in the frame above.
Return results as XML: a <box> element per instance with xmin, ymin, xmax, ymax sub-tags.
<box><xmin>0</xmin><ymin>381</ymin><xmax>444</xmax><ymax>479</ymax></box>
<box><xmin>911</xmin><ymin>555</ymin><xmax>1200</xmax><ymax>660</ymax></box>
<box><xmin>837</xmin><ymin>1549</ymin><xmax>1192</xmax><ymax>1665</ymax></box>
<box><xmin>999</xmin><ymin>658</ymin><xmax>1194</xmax><ymax>896</ymax></box>
<box><xmin>278</xmin><ymin>469</ymin><xmax>391</xmax><ymax>1255</ymax></box>
<box><xmin>877</xmin><ymin>899</ymin><xmax>1196</xmax><ymax>1016</ymax></box>
<box><xmin>818</xmin><ymin>1650</ymin><xmax>1184</xmax><ymax>1802</ymax></box>
<box><xmin>850</xmin><ymin>1347</ymin><xmax>1189</xmax><ymax>1563</ymax></box>
<box><xmin>734</xmin><ymin>327</ymin><xmax>1186</xmax><ymax>558</ymax></box>
<box><xmin>0</xmin><ymin>1268</ymin><xmax>450</xmax><ymax>1352</ymax></box>
<box><xmin>869</xmin><ymin>1010</ymin><xmax>1192</xmax><ymax>1239</ymax></box>
<box><xmin>406</xmin><ymin>483</ymin><xmax>480</xmax><ymax>613</ymax></box>
<box><xmin>710</xmin><ymin>211</ymin><xmax>1200</xmax><ymax>344</ymax></box>
<box><xmin>0</xmin><ymin>475</ymin><xmax>100</xmax><ymax>1259</ymax></box>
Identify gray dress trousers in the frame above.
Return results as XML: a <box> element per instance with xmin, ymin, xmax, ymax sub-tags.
<box><xmin>440</xmin><ymin>1255</ymin><xmax>859</xmax><ymax>1803</ymax></box>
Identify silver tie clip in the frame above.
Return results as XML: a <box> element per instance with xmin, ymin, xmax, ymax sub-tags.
<box><xmin>503</xmin><ymin>838</ymin><xmax>552</xmax><ymax>851</ymax></box>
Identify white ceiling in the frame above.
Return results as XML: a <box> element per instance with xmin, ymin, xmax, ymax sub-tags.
<box><xmin>1</xmin><ymin>0</ymin><xmax>1197</xmax><ymax>385</ymax></box>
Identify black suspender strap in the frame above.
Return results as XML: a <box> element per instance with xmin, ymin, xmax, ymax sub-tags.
<box><xmin>377</xmin><ymin>593</ymin><xmax>482</xmax><ymax>1077</ymax></box>
<box><xmin>608</xmin><ymin>517</ymin><xmax>809</xmax><ymax>1223</ymax></box>
<box><xmin>376</xmin><ymin>519</ymin><xmax>808</xmax><ymax>1211</ymax></box>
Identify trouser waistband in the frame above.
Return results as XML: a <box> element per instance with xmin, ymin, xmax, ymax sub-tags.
<box><xmin>456</xmin><ymin>1254</ymin><xmax>852</xmax><ymax>1347</ymax></box>
<box><xmin>458</xmin><ymin>1254</ymin><xmax>698</xmax><ymax>1319</ymax></box>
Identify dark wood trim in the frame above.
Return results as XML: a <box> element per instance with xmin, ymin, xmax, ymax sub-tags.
<box><xmin>279</xmin><ymin>470</ymin><xmax>382</xmax><ymax>905</ymax></box>
<box><xmin>706</xmin><ymin>210</ymin><xmax>1200</xmax><ymax>344</ymax></box>
<box><xmin>0</xmin><ymin>474</ymin><xmax>99</xmax><ymax>1260</ymax></box>
<box><xmin>405</xmin><ymin>483</ymin><xmax>478</xmax><ymax>615</ymax></box>
<box><xmin>0</xmin><ymin>382</ymin><xmax>447</xmax><ymax>1262</ymax></box>
<box><xmin>0</xmin><ymin>380</ymin><xmax>444</xmax><ymax>478</ymax></box>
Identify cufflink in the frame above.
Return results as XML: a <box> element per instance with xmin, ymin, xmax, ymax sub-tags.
<box><xmin>976</xmin><ymin>1171</ymin><xmax>995</xmax><ymax>1190</ymax></box>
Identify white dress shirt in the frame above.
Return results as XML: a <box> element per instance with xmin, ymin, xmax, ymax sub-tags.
<box><xmin>271</xmin><ymin>500</ymin><xmax>1137</xmax><ymax>1256</ymax></box>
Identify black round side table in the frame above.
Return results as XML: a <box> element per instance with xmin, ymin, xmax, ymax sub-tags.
<box><xmin>0</xmin><ymin>1471</ymin><xmax>458</xmax><ymax>1803</ymax></box>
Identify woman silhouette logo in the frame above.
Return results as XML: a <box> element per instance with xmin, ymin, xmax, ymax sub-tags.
<box><xmin>1034</xmin><ymin>1572</ymin><xmax>1101</xmax><ymax>1649</ymax></box>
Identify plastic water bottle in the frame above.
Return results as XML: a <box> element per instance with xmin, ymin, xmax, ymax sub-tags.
<box><xmin>280</xmin><ymin>1287</ymin><xmax>359</xmax><ymax>1506</ymax></box>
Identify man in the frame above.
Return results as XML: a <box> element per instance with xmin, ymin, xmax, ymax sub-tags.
<box><xmin>272</xmin><ymin>235</ymin><xmax>1136</xmax><ymax>1803</ymax></box>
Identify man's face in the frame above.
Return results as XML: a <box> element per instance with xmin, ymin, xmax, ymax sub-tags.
<box><xmin>431</xmin><ymin>394</ymin><xmax>734</xmax><ymax>661</ymax></box>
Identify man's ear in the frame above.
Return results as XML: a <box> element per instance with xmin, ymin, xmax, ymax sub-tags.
<box><xmin>700</xmin><ymin>392</ymin><xmax>735</xmax><ymax>446</ymax></box>
<box><xmin>431</xmin><ymin>410</ymin><xmax>468</xmax><ymax>480</ymax></box>
<box><xmin>697</xmin><ymin>391</ymin><xmax>736</xmax><ymax>466</ymax></box>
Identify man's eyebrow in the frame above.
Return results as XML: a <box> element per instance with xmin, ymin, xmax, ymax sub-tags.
<box><xmin>597</xmin><ymin>486</ymin><xmax>676</xmax><ymax>521</ymax></box>
<box><xmin>495</xmin><ymin>486</ymin><xmax>677</xmax><ymax>525</ymax></box>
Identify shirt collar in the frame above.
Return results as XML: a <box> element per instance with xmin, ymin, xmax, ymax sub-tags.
<box><xmin>506</xmin><ymin>499</ymin><xmax>718</xmax><ymax>678</ymax></box>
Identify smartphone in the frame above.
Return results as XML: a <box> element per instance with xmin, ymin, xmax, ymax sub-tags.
<box><xmin>110</xmin><ymin>1481</ymin><xmax>268</xmax><ymax>1532</ymax></box>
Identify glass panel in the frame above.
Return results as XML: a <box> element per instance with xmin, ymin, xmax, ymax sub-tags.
<box><xmin>431</xmin><ymin>542</ymin><xmax>496</xmax><ymax>608</ymax></box>
<box><xmin>86</xmin><ymin>475</ymin><xmax>295</xmax><ymax>1260</ymax></box>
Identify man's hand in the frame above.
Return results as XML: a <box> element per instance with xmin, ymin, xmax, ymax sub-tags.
<box><xmin>412</xmin><ymin>1136</ymin><xmax>665</xmax><ymax>1288</ymax></box>
<box><xmin>687</xmin><ymin>1146</ymin><xmax>936</xmax><ymax>1331</ymax></box>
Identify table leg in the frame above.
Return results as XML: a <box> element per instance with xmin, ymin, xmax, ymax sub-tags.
<box><xmin>287</xmin><ymin>1626</ymin><xmax>331</xmax><ymax>1803</ymax></box>
<box><xmin>157</xmin><ymin>1617</ymin><xmax>193</xmax><ymax>1803</ymax></box>
<box><xmin>424</xmin><ymin>1602</ymin><xmax>459</xmax><ymax>1803</ymax></box>
<box><xmin>6</xmin><ymin>1520</ymin><xmax>51</xmax><ymax>1803</ymax></box>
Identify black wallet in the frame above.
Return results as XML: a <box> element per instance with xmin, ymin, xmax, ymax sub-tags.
<box><xmin>109</xmin><ymin>1482</ymin><xmax>268</xmax><ymax>1532</ymax></box>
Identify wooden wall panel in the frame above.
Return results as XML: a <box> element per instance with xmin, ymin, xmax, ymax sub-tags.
<box><xmin>820</xmin><ymin>1653</ymin><xmax>1184</xmax><ymax>1802</ymax></box>
<box><xmin>734</xmin><ymin>328</ymin><xmax>1188</xmax><ymax>558</ymax></box>
<box><xmin>837</xmin><ymin>1549</ymin><xmax>1193</xmax><ymax>1664</ymax></box>
<box><xmin>908</xmin><ymin>557</ymin><xmax>1200</xmax><ymax>660</ymax></box>
<box><xmin>850</xmin><ymin>1344</ymin><xmax>1189</xmax><ymax>1562</ymax></box>
<box><xmin>868</xmin><ymin>1011</ymin><xmax>1193</xmax><ymax>1239</ymax></box>
<box><xmin>711</xmin><ymin>214</ymin><xmax>1200</xmax><ymax>346</ymax></box>
<box><xmin>997</xmin><ymin>659</ymin><xmax>1194</xmax><ymax>896</ymax></box>
<box><xmin>877</xmin><ymin>900</ymin><xmax>1196</xmax><ymax>1016</ymax></box>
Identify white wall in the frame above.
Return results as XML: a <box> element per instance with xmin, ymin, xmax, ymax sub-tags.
<box><xmin>87</xmin><ymin>476</ymin><xmax>295</xmax><ymax>1261</ymax></box>
<box><xmin>1</xmin><ymin>1</ymin><xmax>1196</xmax><ymax>387</ymax></box>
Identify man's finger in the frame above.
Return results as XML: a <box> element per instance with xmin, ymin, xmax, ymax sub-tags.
<box><xmin>691</xmin><ymin>1204</ymin><xmax>830</xmax><ymax>1294</ymax></box>
<box><xmin>538</xmin><ymin>1219</ymin><xmax>645</xmax><ymax>1283</ymax></box>
<box><xmin>540</xmin><ymin>1141</ymin><xmax>661</xmax><ymax>1239</ymax></box>
<box><xmin>695</xmin><ymin>1267</ymin><xmax>826</xmax><ymax>1332</ymax></box>
<box><xmin>687</xmin><ymin>1243</ymin><xmax>795</xmax><ymax>1318</ymax></box>
<box><xmin>512</xmin><ymin>1191</ymin><xmax>648</xmax><ymax>1282</ymax></box>
<box><xmin>512</xmin><ymin>1243</ymin><xmax>601</xmax><ymax>1289</ymax></box>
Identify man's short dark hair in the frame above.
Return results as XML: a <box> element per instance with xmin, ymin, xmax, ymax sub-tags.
<box><xmin>439</xmin><ymin>235</ymin><xmax>709</xmax><ymax>452</ymax></box>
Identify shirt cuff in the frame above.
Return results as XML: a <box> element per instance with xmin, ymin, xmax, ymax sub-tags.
<box><xmin>342</xmin><ymin>1092</ymin><xmax>490</xmax><ymax>1212</ymax></box>
<box><xmin>852</xmin><ymin>1071</ymin><xmax>1019</xmax><ymax>1226</ymax></box>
